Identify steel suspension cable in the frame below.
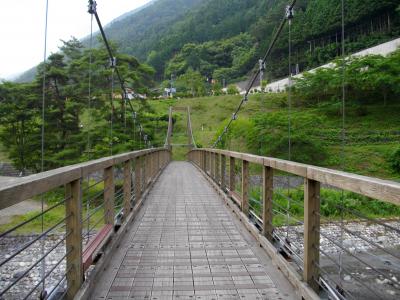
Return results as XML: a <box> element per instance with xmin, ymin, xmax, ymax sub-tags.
<box><xmin>339</xmin><ymin>0</ymin><xmax>347</xmax><ymax>290</ymax></box>
<box><xmin>212</xmin><ymin>0</ymin><xmax>298</xmax><ymax>148</ymax></box>
<box><xmin>286</xmin><ymin>6</ymin><xmax>294</xmax><ymax>241</ymax></box>
<box><xmin>88</xmin><ymin>0</ymin><xmax>153</xmax><ymax>148</ymax></box>
<box><xmin>86</xmin><ymin>12</ymin><xmax>94</xmax><ymax>244</ymax></box>
<box><xmin>40</xmin><ymin>0</ymin><xmax>49</xmax><ymax>297</ymax></box>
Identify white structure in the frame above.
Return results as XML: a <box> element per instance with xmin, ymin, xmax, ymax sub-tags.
<box><xmin>239</xmin><ymin>37</ymin><xmax>400</xmax><ymax>93</ymax></box>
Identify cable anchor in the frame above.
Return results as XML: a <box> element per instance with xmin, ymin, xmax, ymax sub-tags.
<box><xmin>259</xmin><ymin>59</ymin><xmax>266</xmax><ymax>71</ymax></box>
<box><xmin>88</xmin><ymin>0</ymin><xmax>97</xmax><ymax>14</ymax></box>
<box><xmin>109</xmin><ymin>57</ymin><xmax>117</xmax><ymax>69</ymax></box>
<box><xmin>285</xmin><ymin>5</ymin><xmax>294</xmax><ymax>20</ymax></box>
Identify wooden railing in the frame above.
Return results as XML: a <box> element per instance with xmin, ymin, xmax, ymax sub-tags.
<box><xmin>188</xmin><ymin>148</ymin><xmax>400</xmax><ymax>299</ymax></box>
<box><xmin>0</xmin><ymin>148</ymin><xmax>171</xmax><ymax>299</ymax></box>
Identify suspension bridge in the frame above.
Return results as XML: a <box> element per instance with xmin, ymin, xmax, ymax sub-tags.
<box><xmin>0</xmin><ymin>0</ymin><xmax>400</xmax><ymax>299</ymax></box>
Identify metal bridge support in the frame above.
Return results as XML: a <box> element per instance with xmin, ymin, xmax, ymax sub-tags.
<box><xmin>104</xmin><ymin>166</ymin><xmax>115</xmax><ymax>225</ymax></box>
<box><xmin>304</xmin><ymin>178</ymin><xmax>320</xmax><ymax>292</ymax></box>
<box><xmin>262</xmin><ymin>166</ymin><xmax>274</xmax><ymax>241</ymax></box>
<box><xmin>65</xmin><ymin>179</ymin><xmax>83</xmax><ymax>300</ymax></box>
<box><xmin>241</xmin><ymin>160</ymin><xmax>249</xmax><ymax>215</ymax></box>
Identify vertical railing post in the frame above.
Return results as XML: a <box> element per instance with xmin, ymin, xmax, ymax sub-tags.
<box><xmin>135</xmin><ymin>156</ymin><xmax>142</xmax><ymax>201</ymax></box>
<box><xmin>104</xmin><ymin>166</ymin><xmax>115</xmax><ymax>225</ymax></box>
<box><xmin>211</xmin><ymin>153</ymin><xmax>215</xmax><ymax>179</ymax></box>
<box><xmin>215</xmin><ymin>153</ymin><xmax>220</xmax><ymax>184</ymax></box>
<box><xmin>304</xmin><ymin>178</ymin><xmax>320</xmax><ymax>292</ymax></box>
<box><xmin>143</xmin><ymin>154</ymin><xmax>147</xmax><ymax>188</ymax></box>
<box><xmin>241</xmin><ymin>160</ymin><xmax>249</xmax><ymax>215</ymax></box>
<box><xmin>123</xmin><ymin>159</ymin><xmax>132</xmax><ymax>217</ymax></box>
<box><xmin>221</xmin><ymin>154</ymin><xmax>226</xmax><ymax>190</ymax></box>
<box><xmin>262</xmin><ymin>166</ymin><xmax>274</xmax><ymax>241</ymax></box>
<box><xmin>66</xmin><ymin>179</ymin><xmax>83</xmax><ymax>300</ymax></box>
<box><xmin>229</xmin><ymin>157</ymin><xmax>235</xmax><ymax>192</ymax></box>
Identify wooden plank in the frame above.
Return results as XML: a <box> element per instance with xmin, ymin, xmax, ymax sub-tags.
<box><xmin>0</xmin><ymin>166</ymin><xmax>81</xmax><ymax>210</ymax></box>
<box><xmin>0</xmin><ymin>148</ymin><xmax>166</xmax><ymax>210</ymax></box>
<box><xmin>65</xmin><ymin>179</ymin><xmax>83</xmax><ymax>300</ymax></box>
<box><xmin>263</xmin><ymin>166</ymin><xmax>274</xmax><ymax>241</ymax></box>
<box><xmin>82</xmin><ymin>224</ymin><xmax>113</xmax><ymax>272</ymax></box>
<box><xmin>104</xmin><ymin>166</ymin><xmax>114</xmax><ymax>225</ymax></box>
<box><xmin>304</xmin><ymin>178</ymin><xmax>320</xmax><ymax>292</ymax></box>
<box><xmin>308</xmin><ymin>166</ymin><xmax>400</xmax><ymax>206</ymax></box>
<box><xmin>123</xmin><ymin>160</ymin><xmax>132</xmax><ymax>217</ymax></box>
<box><xmin>229</xmin><ymin>156</ymin><xmax>235</xmax><ymax>192</ymax></box>
<box><xmin>242</xmin><ymin>160</ymin><xmax>249</xmax><ymax>215</ymax></box>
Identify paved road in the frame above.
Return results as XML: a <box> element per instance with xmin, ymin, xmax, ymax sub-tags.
<box><xmin>90</xmin><ymin>162</ymin><xmax>297</xmax><ymax>300</ymax></box>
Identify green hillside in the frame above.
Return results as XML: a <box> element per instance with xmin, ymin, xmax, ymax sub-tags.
<box><xmin>148</xmin><ymin>93</ymin><xmax>400</xmax><ymax>180</ymax></box>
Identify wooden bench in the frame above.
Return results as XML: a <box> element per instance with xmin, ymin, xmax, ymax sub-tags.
<box><xmin>83</xmin><ymin>224</ymin><xmax>113</xmax><ymax>272</ymax></box>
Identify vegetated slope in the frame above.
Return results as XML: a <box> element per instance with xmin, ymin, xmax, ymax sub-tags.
<box><xmin>14</xmin><ymin>0</ymin><xmax>400</xmax><ymax>84</ymax></box>
<box><xmin>148</xmin><ymin>94</ymin><xmax>400</xmax><ymax>180</ymax></box>
<box><xmin>93</xmin><ymin>0</ymin><xmax>205</xmax><ymax>62</ymax></box>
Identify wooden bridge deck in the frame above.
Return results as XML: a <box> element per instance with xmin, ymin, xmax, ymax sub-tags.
<box><xmin>90</xmin><ymin>162</ymin><xmax>296</xmax><ymax>300</ymax></box>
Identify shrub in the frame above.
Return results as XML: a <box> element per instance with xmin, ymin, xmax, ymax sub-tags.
<box><xmin>389</xmin><ymin>147</ymin><xmax>400</xmax><ymax>174</ymax></box>
<box><xmin>227</xmin><ymin>84</ymin><xmax>239</xmax><ymax>95</ymax></box>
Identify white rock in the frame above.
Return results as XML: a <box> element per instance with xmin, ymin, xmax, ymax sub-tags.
<box><xmin>344</xmin><ymin>275</ymin><xmax>351</xmax><ymax>281</ymax></box>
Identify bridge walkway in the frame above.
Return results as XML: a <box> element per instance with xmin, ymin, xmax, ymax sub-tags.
<box><xmin>90</xmin><ymin>162</ymin><xmax>297</xmax><ymax>300</ymax></box>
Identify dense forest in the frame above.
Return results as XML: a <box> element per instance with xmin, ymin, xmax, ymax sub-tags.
<box><xmin>97</xmin><ymin>0</ymin><xmax>400</xmax><ymax>84</ymax></box>
<box><xmin>1</xmin><ymin>39</ymin><xmax>167</xmax><ymax>173</ymax></box>
<box><xmin>16</xmin><ymin>0</ymin><xmax>400</xmax><ymax>85</ymax></box>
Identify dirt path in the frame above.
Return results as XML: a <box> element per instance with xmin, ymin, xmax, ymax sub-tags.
<box><xmin>0</xmin><ymin>199</ymin><xmax>46</xmax><ymax>225</ymax></box>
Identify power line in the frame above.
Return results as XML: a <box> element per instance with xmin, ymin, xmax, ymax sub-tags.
<box><xmin>212</xmin><ymin>0</ymin><xmax>298</xmax><ymax>148</ymax></box>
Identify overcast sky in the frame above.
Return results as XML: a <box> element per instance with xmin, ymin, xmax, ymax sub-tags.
<box><xmin>0</xmin><ymin>0</ymin><xmax>152</xmax><ymax>80</ymax></box>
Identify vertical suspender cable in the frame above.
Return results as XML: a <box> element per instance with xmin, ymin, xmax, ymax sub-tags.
<box><xmin>86</xmin><ymin>12</ymin><xmax>94</xmax><ymax>244</ymax></box>
<box><xmin>339</xmin><ymin>0</ymin><xmax>346</xmax><ymax>290</ymax></box>
<box><xmin>110</xmin><ymin>68</ymin><xmax>115</xmax><ymax>155</ymax></box>
<box><xmin>286</xmin><ymin>5</ymin><xmax>294</xmax><ymax>243</ymax></box>
<box><xmin>40</xmin><ymin>0</ymin><xmax>49</xmax><ymax>297</ymax></box>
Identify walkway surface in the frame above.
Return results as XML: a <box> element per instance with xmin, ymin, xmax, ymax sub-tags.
<box><xmin>91</xmin><ymin>162</ymin><xmax>297</xmax><ymax>300</ymax></box>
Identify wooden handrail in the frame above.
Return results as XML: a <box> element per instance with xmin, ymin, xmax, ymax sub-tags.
<box><xmin>188</xmin><ymin>148</ymin><xmax>400</xmax><ymax>296</ymax></box>
<box><xmin>0</xmin><ymin>147</ymin><xmax>171</xmax><ymax>300</ymax></box>
<box><xmin>0</xmin><ymin>148</ymin><xmax>167</xmax><ymax>210</ymax></box>
<box><xmin>190</xmin><ymin>148</ymin><xmax>400</xmax><ymax>206</ymax></box>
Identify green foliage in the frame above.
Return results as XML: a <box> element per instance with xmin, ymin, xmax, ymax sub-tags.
<box><xmin>294</xmin><ymin>50</ymin><xmax>400</xmax><ymax>105</ymax></box>
<box><xmin>0</xmin><ymin>38</ymin><xmax>162</xmax><ymax>172</ymax></box>
<box><xmin>389</xmin><ymin>147</ymin><xmax>400</xmax><ymax>174</ymax></box>
<box><xmin>227</xmin><ymin>84</ymin><xmax>239</xmax><ymax>95</ymax></box>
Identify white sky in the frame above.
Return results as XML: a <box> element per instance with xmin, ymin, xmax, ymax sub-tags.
<box><xmin>0</xmin><ymin>0</ymin><xmax>152</xmax><ymax>80</ymax></box>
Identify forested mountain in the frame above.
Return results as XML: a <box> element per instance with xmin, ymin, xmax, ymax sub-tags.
<box><xmin>16</xmin><ymin>0</ymin><xmax>400</xmax><ymax>85</ymax></box>
<box><xmin>104</xmin><ymin>0</ymin><xmax>399</xmax><ymax>84</ymax></box>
